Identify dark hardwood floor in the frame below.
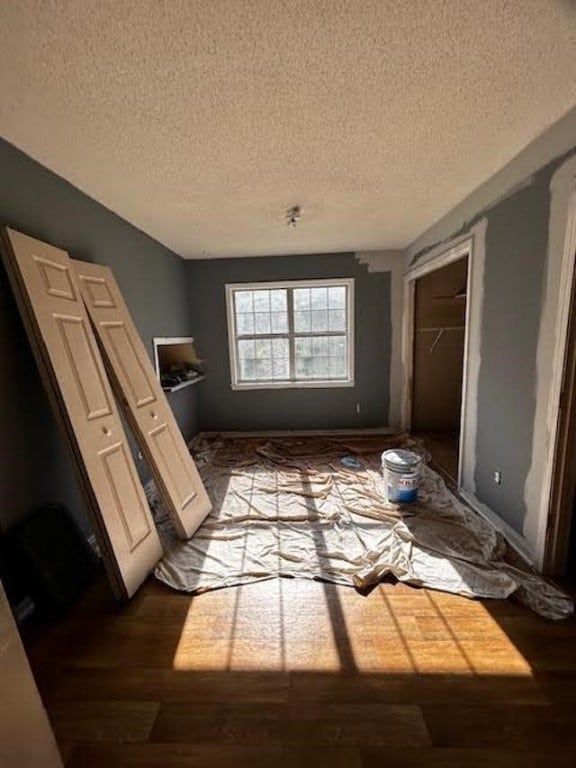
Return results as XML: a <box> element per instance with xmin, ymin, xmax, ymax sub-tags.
<box><xmin>416</xmin><ymin>431</ymin><xmax>460</xmax><ymax>485</ymax></box>
<box><xmin>24</xmin><ymin>575</ymin><xmax>576</xmax><ymax>767</ymax></box>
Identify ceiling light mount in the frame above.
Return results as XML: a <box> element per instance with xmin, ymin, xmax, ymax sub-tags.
<box><xmin>286</xmin><ymin>206</ymin><xmax>301</xmax><ymax>228</ymax></box>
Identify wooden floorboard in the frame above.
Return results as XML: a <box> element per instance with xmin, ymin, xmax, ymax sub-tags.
<box><xmin>66</xmin><ymin>743</ymin><xmax>363</xmax><ymax>768</ymax></box>
<box><xmin>23</xmin><ymin>575</ymin><xmax>576</xmax><ymax>767</ymax></box>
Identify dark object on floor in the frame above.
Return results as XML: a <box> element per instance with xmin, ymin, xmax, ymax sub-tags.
<box><xmin>7</xmin><ymin>504</ymin><xmax>98</xmax><ymax>617</ymax></box>
<box><xmin>0</xmin><ymin>535</ymin><xmax>29</xmax><ymax>608</ymax></box>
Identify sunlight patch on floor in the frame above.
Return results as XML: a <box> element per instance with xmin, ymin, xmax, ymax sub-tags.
<box><xmin>172</xmin><ymin>579</ymin><xmax>532</xmax><ymax>676</ymax></box>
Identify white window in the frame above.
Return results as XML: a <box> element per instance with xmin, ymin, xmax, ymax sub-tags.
<box><xmin>226</xmin><ymin>278</ymin><xmax>355</xmax><ymax>389</ymax></box>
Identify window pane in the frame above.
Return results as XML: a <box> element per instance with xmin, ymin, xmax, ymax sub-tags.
<box><xmin>295</xmin><ymin>336</ymin><xmax>332</xmax><ymax>379</ymax></box>
<box><xmin>328</xmin><ymin>309</ymin><xmax>346</xmax><ymax>331</ymax></box>
<box><xmin>329</xmin><ymin>336</ymin><xmax>346</xmax><ymax>356</ymax></box>
<box><xmin>311</xmin><ymin>287</ymin><xmax>328</xmax><ymax>309</ymax></box>
<box><xmin>295</xmin><ymin>355</ymin><xmax>312</xmax><ymax>378</ymax></box>
<box><xmin>295</xmin><ymin>334</ymin><xmax>312</xmax><ymax>378</ymax></box>
<box><xmin>254</xmin><ymin>312</ymin><xmax>271</xmax><ymax>334</ymax></box>
<box><xmin>255</xmin><ymin>338</ymin><xmax>272</xmax><ymax>359</ymax></box>
<box><xmin>294</xmin><ymin>311</ymin><xmax>311</xmax><ymax>332</ymax></box>
<box><xmin>295</xmin><ymin>337</ymin><xmax>311</xmax><ymax>357</ymax></box>
<box><xmin>330</xmin><ymin>357</ymin><xmax>347</xmax><ymax>378</ymax></box>
<box><xmin>238</xmin><ymin>339</ymin><xmax>255</xmax><ymax>359</ymax></box>
<box><xmin>271</xmin><ymin>311</ymin><xmax>288</xmax><ymax>333</ymax></box>
<box><xmin>255</xmin><ymin>359</ymin><xmax>272</xmax><ymax>379</ymax></box>
<box><xmin>272</xmin><ymin>337</ymin><xmax>289</xmax><ymax>358</ymax></box>
<box><xmin>238</xmin><ymin>337</ymin><xmax>291</xmax><ymax>382</ymax></box>
<box><xmin>236</xmin><ymin>312</ymin><xmax>254</xmax><ymax>335</ymax></box>
<box><xmin>294</xmin><ymin>334</ymin><xmax>348</xmax><ymax>381</ymax></box>
<box><xmin>311</xmin><ymin>310</ymin><xmax>328</xmax><ymax>332</ymax></box>
<box><xmin>270</xmin><ymin>290</ymin><xmax>287</xmax><ymax>311</ymax></box>
<box><xmin>311</xmin><ymin>336</ymin><xmax>329</xmax><ymax>356</ymax></box>
<box><xmin>272</xmin><ymin>358</ymin><xmax>289</xmax><ymax>379</ymax></box>
<box><xmin>239</xmin><ymin>358</ymin><xmax>256</xmax><ymax>380</ymax></box>
<box><xmin>293</xmin><ymin>288</ymin><xmax>310</xmax><ymax>310</ymax></box>
<box><xmin>311</xmin><ymin>357</ymin><xmax>330</xmax><ymax>378</ymax></box>
<box><xmin>235</xmin><ymin>291</ymin><xmax>253</xmax><ymax>313</ymax></box>
<box><xmin>253</xmin><ymin>290</ymin><xmax>270</xmax><ymax>312</ymax></box>
<box><xmin>329</xmin><ymin>286</ymin><xmax>346</xmax><ymax>308</ymax></box>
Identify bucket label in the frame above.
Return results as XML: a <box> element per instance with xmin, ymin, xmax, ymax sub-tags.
<box><xmin>382</xmin><ymin>461</ymin><xmax>420</xmax><ymax>504</ymax></box>
<box><xmin>393</xmin><ymin>488</ymin><xmax>418</xmax><ymax>503</ymax></box>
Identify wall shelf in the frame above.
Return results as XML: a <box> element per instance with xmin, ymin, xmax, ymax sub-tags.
<box><xmin>153</xmin><ymin>336</ymin><xmax>204</xmax><ymax>392</ymax></box>
<box><xmin>162</xmin><ymin>375</ymin><xmax>206</xmax><ymax>393</ymax></box>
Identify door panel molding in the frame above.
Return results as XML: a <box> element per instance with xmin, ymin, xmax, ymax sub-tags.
<box><xmin>1</xmin><ymin>229</ymin><xmax>162</xmax><ymax>599</ymax></box>
<box><xmin>73</xmin><ymin>259</ymin><xmax>211</xmax><ymax>539</ymax></box>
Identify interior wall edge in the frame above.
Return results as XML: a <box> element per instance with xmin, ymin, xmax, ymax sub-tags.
<box><xmin>0</xmin><ymin>137</ymin><xmax>183</xmax><ymax>262</ymax></box>
<box><xmin>406</xmin><ymin>105</ymin><xmax>576</xmax><ymax>263</ymax></box>
<box><xmin>524</xmin><ymin>154</ymin><xmax>576</xmax><ymax>568</ymax></box>
<box><xmin>355</xmin><ymin>249</ymin><xmax>404</xmax><ymax>429</ymax></box>
<box><xmin>459</xmin><ymin>220</ymin><xmax>486</xmax><ymax>499</ymax></box>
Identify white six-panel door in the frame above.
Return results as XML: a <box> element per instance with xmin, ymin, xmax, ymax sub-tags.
<box><xmin>72</xmin><ymin>259</ymin><xmax>211</xmax><ymax>539</ymax></box>
<box><xmin>2</xmin><ymin>230</ymin><xmax>162</xmax><ymax>599</ymax></box>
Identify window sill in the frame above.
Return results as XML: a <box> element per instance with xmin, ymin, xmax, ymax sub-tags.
<box><xmin>231</xmin><ymin>380</ymin><xmax>355</xmax><ymax>391</ymax></box>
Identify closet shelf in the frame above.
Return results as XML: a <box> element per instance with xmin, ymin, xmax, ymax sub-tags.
<box><xmin>433</xmin><ymin>286</ymin><xmax>467</xmax><ymax>300</ymax></box>
<box><xmin>162</xmin><ymin>375</ymin><xmax>206</xmax><ymax>393</ymax></box>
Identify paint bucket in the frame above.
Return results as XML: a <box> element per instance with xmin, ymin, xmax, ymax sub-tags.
<box><xmin>381</xmin><ymin>449</ymin><xmax>421</xmax><ymax>504</ymax></box>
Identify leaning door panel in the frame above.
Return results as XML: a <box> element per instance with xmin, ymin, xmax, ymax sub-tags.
<box><xmin>73</xmin><ymin>260</ymin><xmax>211</xmax><ymax>539</ymax></box>
<box><xmin>2</xmin><ymin>229</ymin><xmax>162</xmax><ymax>599</ymax></box>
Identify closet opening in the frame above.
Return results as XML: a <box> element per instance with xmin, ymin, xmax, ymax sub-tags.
<box><xmin>409</xmin><ymin>254</ymin><xmax>469</xmax><ymax>485</ymax></box>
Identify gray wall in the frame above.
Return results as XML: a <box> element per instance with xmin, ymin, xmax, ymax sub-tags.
<box><xmin>0</xmin><ymin>139</ymin><xmax>197</xmax><ymax>533</ymax></box>
<box><xmin>188</xmin><ymin>253</ymin><xmax>391</xmax><ymax>432</ymax></box>
<box><xmin>473</xmin><ymin>173</ymin><xmax>550</xmax><ymax>532</ymax></box>
<box><xmin>411</xmin><ymin>147</ymin><xmax>575</xmax><ymax>536</ymax></box>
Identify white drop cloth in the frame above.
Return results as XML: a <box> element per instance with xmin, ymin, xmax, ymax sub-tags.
<box><xmin>150</xmin><ymin>435</ymin><xmax>572</xmax><ymax>620</ymax></box>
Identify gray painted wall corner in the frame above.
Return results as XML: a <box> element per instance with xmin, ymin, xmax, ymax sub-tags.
<box><xmin>403</xmin><ymin>116</ymin><xmax>576</xmax><ymax>556</ymax></box>
<box><xmin>407</xmin><ymin>105</ymin><xmax>576</xmax><ymax>265</ymax></box>
<box><xmin>355</xmin><ymin>250</ymin><xmax>405</xmax><ymax>430</ymax></box>
<box><xmin>0</xmin><ymin>139</ymin><xmax>196</xmax><ymax>533</ymax></box>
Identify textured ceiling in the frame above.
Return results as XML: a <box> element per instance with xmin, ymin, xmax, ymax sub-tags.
<box><xmin>0</xmin><ymin>1</ymin><xmax>575</xmax><ymax>259</ymax></box>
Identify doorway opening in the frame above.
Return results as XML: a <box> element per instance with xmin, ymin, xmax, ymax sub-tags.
<box><xmin>403</xmin><ymin>245</ymin><xmax>471</xmax><ymax>487</ymax></box>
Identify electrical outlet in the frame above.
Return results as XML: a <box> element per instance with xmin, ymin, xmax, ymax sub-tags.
<box><xmin>494</xmin><ymin>470</ymin><xmax>502</xmax><ymax>485</ymax></box>
<box><xmin>356</xmin><ymin>403</ymin><xmax>361</xmax><ymax>414</ymax></box>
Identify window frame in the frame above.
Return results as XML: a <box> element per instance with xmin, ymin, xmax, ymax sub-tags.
<box><xmin>226</xmin><ymin>277</ymin><xmax>355</xmax><ymax>390</ymax></box>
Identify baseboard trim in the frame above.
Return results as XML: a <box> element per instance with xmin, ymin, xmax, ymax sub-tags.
<box><xmin>197</xmin><ymin>427</ymin><xmax>395</xmax><ymax>439</ymax></box>
<box><xmin>460</xmin><ymin>489</ymin><xmax>534</xmax><ymax>566</ymax></box>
